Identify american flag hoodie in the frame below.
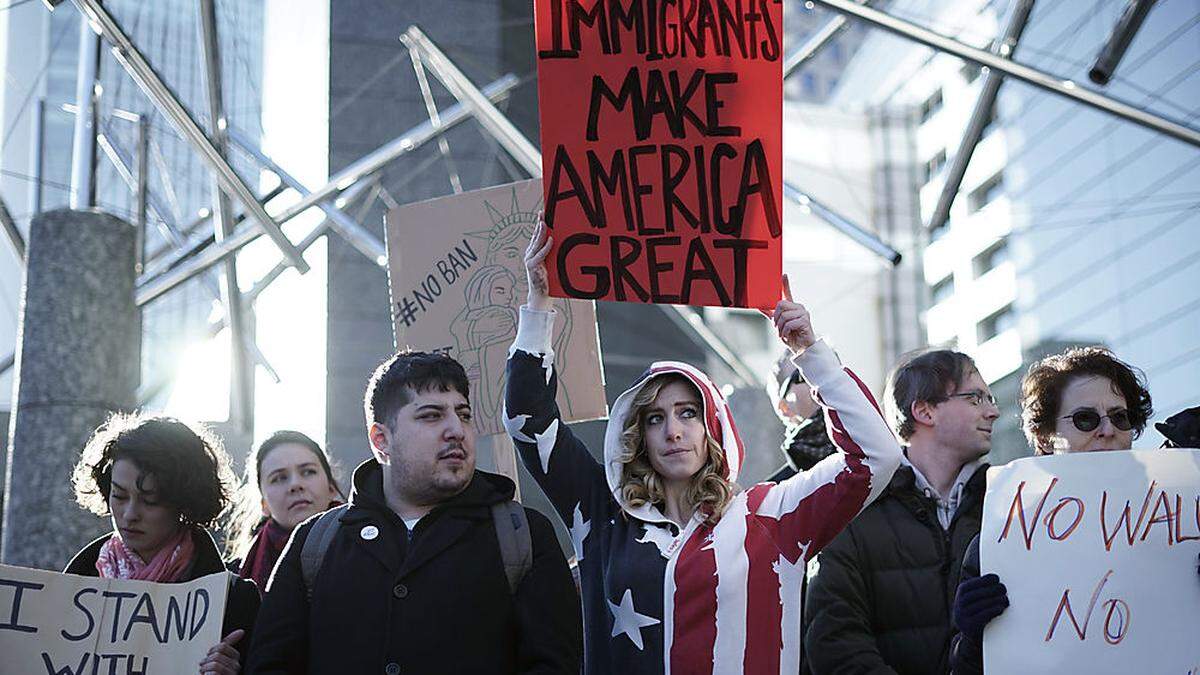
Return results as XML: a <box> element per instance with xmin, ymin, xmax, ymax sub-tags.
<box><xmin>504</xmin><ymin>306</ymin><xmax>901</xmax><ymax>674</ymax></box>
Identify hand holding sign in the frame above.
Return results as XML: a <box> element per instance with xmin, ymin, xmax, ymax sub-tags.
<box><xmin>198</xmin><ymin>629</ymin><xmax>243</xmax><ymax>674</ymax></box>
<box><xmin>953</xmin><ymin>573</ymin><xmax>1009</xmax><ymax>642</ymax></box>
<box><xmin>772</xmin><ymin>275</ymin><xmax>816</xmax><ymax>354</ymax></box>
<box><xmin>525</xmin><ymin>215</ymin><xmax>554</xmax><ymax>312</ymax></box>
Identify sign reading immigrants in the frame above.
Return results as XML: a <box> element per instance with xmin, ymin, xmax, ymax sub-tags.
<box><xmin>535</xmin><ymin>0</ymin><xmax>783</xmax><ymax>309</ymax></box>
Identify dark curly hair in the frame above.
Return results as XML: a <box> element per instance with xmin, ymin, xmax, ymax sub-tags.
<box><xmin>364</xmin><ymin>350</ymin><xmax>470</xmax><ymax>430</ymax></box>
<box><xmin>72</xmin><ymin>413</ymin><xmax>235</xmax><ymax>529</ymax></box>
<box><xmin>1021</xmin><ymin>346</ymin><xmax>1153</xmax><ymax>454</ymax></box>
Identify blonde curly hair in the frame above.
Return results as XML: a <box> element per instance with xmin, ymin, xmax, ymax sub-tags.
<box><xmin>618</xmin><ymin>374</ymin><xmax>735</xmax><ymax>526</ymax></box>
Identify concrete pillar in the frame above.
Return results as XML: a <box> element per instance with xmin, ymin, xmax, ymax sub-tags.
<box><xmin>2</xmin><ymin>209</ymin><xmax>140</xmax><ymax>570</ymax></box>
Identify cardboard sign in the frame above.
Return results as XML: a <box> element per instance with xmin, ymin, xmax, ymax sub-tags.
<box><xmin>981</xmin><ymin>450</ymin><xmax>1200</xmax><ymax>673</ymax></box>
<box><xmin>535</xmin><ymin>0</ymin><xmax>783</xmax><ymax>309</ymax></box>
<box><xmin>0</xmin><ymin>565</ymin><xmax>229</xmax><ymax>674</ymax></box>
<box><xmin>385</xmin><ymin>180</ymin><xmax>607</xmax><ymax>437</ymax></box>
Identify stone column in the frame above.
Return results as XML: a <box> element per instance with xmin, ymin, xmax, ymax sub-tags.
<box><xmin>2</xmin><ymin>209</ymin><xmax>140</xmax><ymax>569</ymax></box>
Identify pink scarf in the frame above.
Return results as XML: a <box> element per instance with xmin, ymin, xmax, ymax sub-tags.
<box><xmin>95</xmin><ymin>528</ymin><xmax>195</xmax><ymax>582</ymax></box>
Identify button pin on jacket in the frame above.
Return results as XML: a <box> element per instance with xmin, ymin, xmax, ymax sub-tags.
<box><xmin>361</xmin><ymin>525</ymin><xmax>379</xmax><ymax>540</ymax></box>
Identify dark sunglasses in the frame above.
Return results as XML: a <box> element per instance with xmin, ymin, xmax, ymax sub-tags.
<box><xmin>1061</xmin><ymin>408</ymin><xmax>1133</xmax><ymax>432</ymax></box>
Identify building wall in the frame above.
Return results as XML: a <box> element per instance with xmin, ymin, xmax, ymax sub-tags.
<box><xmin>830</xmin><ymin>0</ymin><xmax>1200</xmax><ymax>460</ymax></box>
<box><xmin>324</xmin><ymin>1</ymin><xmax>513</xmax><ymax>466</ymax></box>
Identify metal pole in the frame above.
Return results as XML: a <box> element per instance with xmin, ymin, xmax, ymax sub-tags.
<box><xmin>0</xmin><ymin>196</ymin><xmax>25</xmax><ymax>261</ymax></box>
<box><xmin>135</xmin><ymin>115</ymin><xmax>149</xmax><ymax>273</ymax></box>
<box><xmin>409</xmin><ymin>49</ymin><xmax>463</xmax><ymax>193</ymax></box>
<box><xmin>783</xmin><ymin>181</ymin><xmax>902</xmax><ymax>265</ymax></box>
<box><xmin>244</xmin><ymin>180</ymin><xmax>377</xmax><ymax>305</ymax></box>
<box><xmin>135</xmin><ymin>75</ymin><xmax>519</xmax><ymax>304</ymax></box>
<box><xmin>30</xmin><ymin>99</ymin><xmax>45</xmax><ymax>215</ymax></box>
<box><xmin>809</xmin><ymin>0</ymin><xmax>1200</xmax><ymax>149</ymax></box>
<box><xmin>660</xmin><ymin>305</ymin><xmax>761</xmax><ymax>387</ymax></box>
<box><xmin>96</xmin><ymin>131</ymin><xmax>187</xmax><ymax>248</ymax></box>
<box><xmin>927</xmin><ymin>0</ymin><xmax>1035</xmax><ymax>234</ymax></box>
<box><xmin>68</xmin><ymin>12</ymin><xmax>100</xmax><ymax>209</ymax></box>
<box><xmin>68</xmin><ymin>0</ymin><xmax>310</xmax><ymax>272</ymax></box>
<box><xmin>141</xmin><ymin>182</ymin><xmax>288</xmax><ymax>269</ymax></box>
<box><xmin>784</xmin><ymin>15</ymin><xmax>850</xmax><ymax>79</ymax></box>
<box><xmin>1090</xmin><ymin>0</ymin><xmax>1157</xmax><ymax>85</ymax></box>
<box><xmin>401</xmin><ymin>27</ymin><xmax>542</xmax><ymax>175</ymax></box>
<box><xmin>199</xmin><ymin>0</ymin><xmax>252</xmax><ymax>433</ymax></box>
<box><xmin>227</xmin><ymin>126</ymin><xmax>386</xmax><ymax>265</ymax></box>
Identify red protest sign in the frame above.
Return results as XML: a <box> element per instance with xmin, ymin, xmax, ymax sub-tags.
<box><xmin>535</xmin><ymin>0</ymin><xmax>783</xmax><ymax>309</ymax></box>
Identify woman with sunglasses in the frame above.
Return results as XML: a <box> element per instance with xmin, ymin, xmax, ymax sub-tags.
<box><xmin>949</xmin><ymin>346</ymin><xmax>1153</xmax><ymax>674</ymax></box>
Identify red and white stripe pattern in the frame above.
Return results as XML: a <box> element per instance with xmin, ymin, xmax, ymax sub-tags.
<box><xmin>652</xmin><ymin>343</ymin><xmax>900</xmax><ymax>674</ymax></box>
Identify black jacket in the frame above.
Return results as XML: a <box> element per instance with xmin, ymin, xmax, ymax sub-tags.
<box><xmin>949</xmin><ymin>535</ymin><xmax>984</xmax><ymax>675</ymax></box>
<box><xmin>246</xmin><ymin>459</ymin><xmax>582</xmax><ymax>674</ymax></box>
<box><xmin>66</xmin><ymin>528</ymin><xmax>261</xmax><ymax>666</ymax></box>
<box><xmin>804</xmin><ymin>463</ymin><xmax>988</xmax><ymax>674</ymax></box>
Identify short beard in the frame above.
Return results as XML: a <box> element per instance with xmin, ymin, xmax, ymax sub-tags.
<box><xmin>389</xmin><ymin>455</ymin><xmax>472</xmax><ymax>507</ymax></box>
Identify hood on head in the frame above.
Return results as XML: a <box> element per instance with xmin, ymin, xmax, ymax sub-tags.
<box><xmin>602</xmin><ymin>361</ymin><xmax>744</xmax><ymax>523</ymax></box>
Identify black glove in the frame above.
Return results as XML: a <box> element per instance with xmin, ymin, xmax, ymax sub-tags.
<box><xmin>953</xmin><ymin>573</ymin><xmax>1009</xmax><ymax>643</ymax></box>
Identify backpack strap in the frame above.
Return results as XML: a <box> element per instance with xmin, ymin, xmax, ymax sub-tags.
<box><xmin>300</xmin><ymin>504</ymin><xmax>349</xmax><ymax>602</ymax></box>
<box><xmin>491</xmin><ymin>501</ymin><xmax>533</xmax><ymax>594</ymax></box>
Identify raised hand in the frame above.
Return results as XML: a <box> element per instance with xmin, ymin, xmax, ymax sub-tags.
<box><xmin>525</xmin><ymin>214</ymin><xmax>554</xmax><ymax>312</ymax></box>
<box><xmin>772</xmin><ymin>274</ymin><xmax>816</xmax><ymax>354</ymax></box>
<box><xmin>198</xmin><ymin>628</ymin><xmax>244</xmax><ymax>674</ymax></box>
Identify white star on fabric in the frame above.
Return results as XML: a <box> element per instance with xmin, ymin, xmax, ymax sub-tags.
<box><xmin>502</xmin><ymin>406</ymin><xmax>536</xmax><ymax>444</ymax></box>
<box><xmin>569</xmin><ymin>502</ymin><xmax>590</xmax><ymax>562</ymax></box>
<box><xmin>635</xmin><ymin>524</ymin><xmax>676</xmax><ymax>557</ymax></box>
<box><xmin>535</xmin><ymin>418</ymin><xmax>559</xmax><ymax>474</ymax></box>
<box><xmin>607</xmin><ymin>589</ymin><xmax>660</xmax><ymax>650</ymax></box>
<box><xmin>538</xmin><ymin>351</ymin><xmax>554</xmax><ymax>384</ymax></box>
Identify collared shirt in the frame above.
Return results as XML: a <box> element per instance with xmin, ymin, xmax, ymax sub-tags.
<box><xmin>903</xmin><ymin>454</ymin><xmax>986</xmax><ymax>530</ymax></box>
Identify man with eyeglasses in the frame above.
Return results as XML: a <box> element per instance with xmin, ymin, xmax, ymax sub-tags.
<box><xmin>805</xmin><ymin>349</ymin><xmax>998</xmax><ymax>674</ymax></box>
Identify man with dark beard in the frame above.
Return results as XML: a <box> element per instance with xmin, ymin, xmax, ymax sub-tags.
<box><xmin>248</xmin><ymin>351</ymin><xmax>581</xmax><ymax>674</ymax></box>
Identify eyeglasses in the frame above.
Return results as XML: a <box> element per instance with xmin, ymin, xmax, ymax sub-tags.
<box><xmin>947</xmin><ymin>391</ymin><xmax>997</xmax><ymax>407</ymax></box>
<box><xmin>1061</xmin><ymin>408</ymin><xmax>1133</xmax><ymax>432</ymax></box>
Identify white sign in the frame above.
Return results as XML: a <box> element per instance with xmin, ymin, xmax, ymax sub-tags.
<box><xmin>0</xmin><ymin>564</ymin><xmax>229</xmax><ymax>675</ymax></box>
<box><xmin>981</xmin><ymin>449</ymin><xmax>1200</xmax><ymax>674</ymax></box>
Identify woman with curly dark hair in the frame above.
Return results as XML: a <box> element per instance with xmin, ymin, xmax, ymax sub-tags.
<box><xmin>1020</xmin><ymin>346</ymin><xmax>1153</xmax><ymax>455</ymax></box>
<box><xmin>68</xmin><ymin>413</ymin><xmax>259</xmax><ymax>675</ymax></box>
<box><xmin>950</xmin><ymin>346</ymin><xmax>1154</xmax><ymax>674</ymax></box>
<box><xmin>225</xmin><ymin>430</ymin><xmax>343</xmax><ymax>591</ymax></box>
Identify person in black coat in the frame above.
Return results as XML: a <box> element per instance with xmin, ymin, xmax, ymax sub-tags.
<box><xmin>69</xmin><ymin>413</ymin><xmax>260</xmax><ymax>674</ymax></box>
<box><xmin>247</xmin><ymin>350</ymin><xmax>581</xmax><ymax>674</ymax></box>
<box><xmin>804</xmin><ymin>349</ymin><xmax>997</xmax><ymax>674</ymax></box>
<box><xmin>766</xmin><ymin>350</ymin><xmax>837</xmax><ymax>482</ymax></box>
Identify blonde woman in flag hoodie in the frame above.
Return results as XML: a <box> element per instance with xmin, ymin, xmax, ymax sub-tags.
<box><xmin>504</xmin><ymin>222</ymin><xmax>902</xmax><ymax>674</ymax></box>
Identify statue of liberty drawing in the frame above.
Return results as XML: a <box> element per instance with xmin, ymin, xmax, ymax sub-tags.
<box><xmin>449</xmin><ymin>186</ymin><xmax>576</xmax><ymax>434</ymax></box>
